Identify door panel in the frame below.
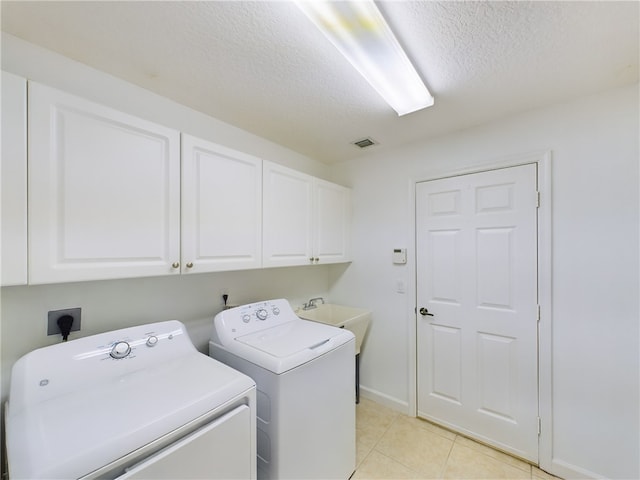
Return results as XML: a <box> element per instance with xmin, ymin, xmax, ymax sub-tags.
<box><xmin>416</xmin><ymin>164</ymin><xmax>538</xmax><ymax>462</ymax></box>
<box><xmin>476</xmin><ymin>227</ymin><xmax>515</xmax><ymax>309</ymax></box>
<box><xmin>430</xmin><ymin>324</ymin><xmax>462</xmax><ymax>404</ymax></box>
<box><xmin>429</xmin><ymin>230</ymin><xmax>462</xmax><ymax>304</ymax></box>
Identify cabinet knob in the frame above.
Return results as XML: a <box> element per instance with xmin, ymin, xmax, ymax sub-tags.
<box><xmin>186</xmin><ymin>262</ymin><xmax>194</xmax><ymax>268</ymax></box>
<box><xmin>172</xmin><ymin>262</ymin><xmax>180</xmax><ymax>269</ymax></box>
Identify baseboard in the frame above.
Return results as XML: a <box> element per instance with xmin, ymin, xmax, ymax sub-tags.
<box><xmin>548</xmin><ymin>458</ymin><xmax>602</xmax><ymax>480</ymax></box>
<box><xmin>359</xmin><ymin>385</ymin><xmax>409</xmax><ymax>415</ymax></box>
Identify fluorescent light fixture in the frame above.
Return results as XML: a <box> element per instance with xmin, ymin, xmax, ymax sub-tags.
<box><xmin>296</xmin><ymin>0</ymin><xmax>434</xmax><ymax>116</ymax></box>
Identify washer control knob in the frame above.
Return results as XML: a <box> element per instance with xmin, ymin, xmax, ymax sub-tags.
<box><xmin>256</xmin><ymin>308</ymin><xmax>268</xmax><ymax>320</ymax></box>
<box><xmin>242</xmin><ymin>314</ymin><xmax>251</xmax><ymax>324</ymax></box>
<box><xmin>146</xmin><ymin>335</ymin><xmax>159</xmax><ymax>347</ymax></box>
<box><xmin>110</xmin><ymin>341</ymin><xmax>131</xmax><ymax>359</ymax></box>
<box><xmin>272</xmin><ymin>306</ymin><xmax>280</xmax><ymax>315</ymax></box>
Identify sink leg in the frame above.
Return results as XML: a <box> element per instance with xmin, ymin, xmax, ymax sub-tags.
<box><xmin>355</xmin><ymin>353</ymin><xmax>360</xmax><ymax>404</ymax></box>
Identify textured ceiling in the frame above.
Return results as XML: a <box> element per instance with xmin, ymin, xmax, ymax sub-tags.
<box><xmin>2</xmin><ymin>1</ymin><xmax>638</xmax><ymax>164</ymax></box>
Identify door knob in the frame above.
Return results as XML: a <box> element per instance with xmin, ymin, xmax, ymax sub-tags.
<box><xmin>419</xmin><ymin>307</ymin><xmax>434</xmax><ymax>317</ymax></box>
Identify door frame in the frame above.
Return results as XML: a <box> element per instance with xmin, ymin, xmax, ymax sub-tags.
<box><xmin>407</xmin><ymin>150</ymin><xmax>552</xmax><ymax>468</ymax></box>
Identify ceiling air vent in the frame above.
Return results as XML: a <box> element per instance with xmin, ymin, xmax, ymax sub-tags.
<box><xmin>352</xmin><ymin>137</ymin><xmax>377</xmax><ymax>149</ymax></box>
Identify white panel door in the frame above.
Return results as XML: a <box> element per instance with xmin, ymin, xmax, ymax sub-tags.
<box><xmin>314</xmin><ymin>179</ymin><xmax>351</xmax><ymax>263</ymax></box>
<box><xmin>181</xmin><ymin>134</ymin><xmax>262</xmax><ymax>273</ymax></box>
<box><xmin>262</xmin><ymin>161</ymin><xmax>314</xmax><ymax>267</ymax></box>
<box><xmin>1</xmin><ymin>72</ymin><xmax>28</xmax><ymax>286</ymax></box>
<box><xmin>416</xmin><ymin>164</ymin><xmax>538</xmax><ymax>462</ymax></box>
<box><xmin>28</xmin><ymin>83</ymin><xmax>180</xmax><ymax>284</ymax></box>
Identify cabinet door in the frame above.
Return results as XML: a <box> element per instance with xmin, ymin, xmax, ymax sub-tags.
<box><xmin>314</xmin><ymin>179</ymin><xmax>351</xmax><ymax>263</ymax></box>
<box><xmin>28</xmin><ymin>83</ymin><xmax>180</xmax><ymax>284</ymax></box>
<box><xmin>181</xmin><ymin>134</ymin><xmax>262</xmax><ymax>273</ymax></box>
<box><xmin>1</xmin><ymin>72</ymin><xmax>28</xmax><ymax>286</ymax></box>
<box><xmin>262</xmin><ymin>161</ymin><xmax>314</xmax><ymax>267</ymax></box>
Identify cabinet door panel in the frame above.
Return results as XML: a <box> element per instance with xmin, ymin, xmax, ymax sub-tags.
<box><xmin>1</xmin><ymin>72</ymin><xmax>28</xmax><ymax>286</ymax></box>
<box><xmin>28</xmin><ymin>83</ymin><xmax>180</xmax><ymax>284</ymax></box>
<box><xmin>314</xmin><ymin>179</ymin><xmax>351</xmax><ymax>263</ymax></box>
<box><xmin>262</xmin><ymin>162</ymin><xmax>313</xmax><ymax>267</ymax></box>
<box><xmin>181</xmin><ymin>134</ymin><xmax>262</xmax><ymax>272</ymax></box>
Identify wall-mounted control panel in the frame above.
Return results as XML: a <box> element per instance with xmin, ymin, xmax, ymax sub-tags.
<box><xmin>392</xmin><ymin>248</ymin><xmax>407</xmax><ymax>264</ymax></box>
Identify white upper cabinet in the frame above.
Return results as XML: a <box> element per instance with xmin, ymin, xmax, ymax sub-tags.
<box><xmin>181</xmin><ymin>134</ymin><xmax>262</xmax><ymax>273</ymax></box>
<box><xmin>18</xmin><ymin>81</ymin><xmax>350</xmax><ymax>285</ymax></box>
<box><xmin>263</xmin><ymin>161</ymin><xmax>351</xmax><ymax>267</ymax></box>
<box><xmin>313</xmin><ymin>178</ymin><xmax>351</xmax><ymax>264</ymax></box>
<box><xmin>1</xmin><ymin>72</ymin><xmax>28</xmax><ymax>286</ymax></box>
<box><xmin>263</xmin><ymin>161</ymin><xmax>314</xmax><ymax>267</ymax></box>
<box><xmin>28</xmin><ymin>83</ymin><xmax>181</xmax><ymax>284</ymax></box>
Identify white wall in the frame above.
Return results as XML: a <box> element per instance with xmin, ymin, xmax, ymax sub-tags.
<box><xmin>329</xmin><ymin>83</ymin><xmax>639</xmax><ymax>479</ymax></box>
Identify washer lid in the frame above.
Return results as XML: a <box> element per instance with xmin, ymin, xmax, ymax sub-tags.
<box><xmin>230</xmin><ymin>319</ymin><xmax>354</xmax><ymax>374</ymax></box>
<box><xmin>237</xmin><ymin>320</ymin><xmax>339</xmax><ymax>357</ymax></box>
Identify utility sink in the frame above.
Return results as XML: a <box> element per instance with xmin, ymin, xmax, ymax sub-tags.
<box><xmin>296</xmin><ymin>304</ymin><xmax>371</xmax><ymax>355</ymax></box>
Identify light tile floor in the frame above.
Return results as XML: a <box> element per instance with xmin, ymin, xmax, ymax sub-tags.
<box><xmin>354</xmin><ymin>398</ymin><xmax>561</xmax><ymax>480</ymax></box>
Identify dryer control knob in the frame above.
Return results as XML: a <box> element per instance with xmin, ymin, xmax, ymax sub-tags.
<box><xmin>272</xmin><ymin>306</ymin><xmax>280</xmax><ymax>315</ymax></box>
<box><xmin>146</xmin><ymin>335</ymin><xmax>158</xmax><ymax>347</ymax></box>
<box><xmin>256</xmin><ymin>308</ymin><xmax>268</xmax><ymax>320</ymax></box>
<box><xmin>242</xmin><ymin>314</ymin><xmax>251</xmax><ymax>323</ymax></box>
<box><xmin>110</xmin><ymin>341</ymin><xmax>131</xmax><ymax>359</ymax></box>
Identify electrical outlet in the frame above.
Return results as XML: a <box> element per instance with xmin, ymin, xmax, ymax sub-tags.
<box><xmin>47</xmin><ymin>308</ymin><xmax>81</xmax><ymax>336</ymax></box>
<box><xmin>220</xmin><ymin>288</ymin><xmax>229</xmax><ymax>305</ymax></box>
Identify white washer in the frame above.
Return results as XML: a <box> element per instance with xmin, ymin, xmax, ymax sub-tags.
<box><xmin>5</xmin><ymin>320</ymin><xmax>256</xmax><ymax>479</ymax></box>
<box><xmin>209</xmin><ymin>299</ymin><xmax>356</xmax><ymax>480</ymax></box>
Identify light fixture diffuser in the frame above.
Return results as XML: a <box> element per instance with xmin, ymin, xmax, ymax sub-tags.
<box><xmin>296</xmin><ymin>0</ymin><xmax>434</xmax><ymax>116</ymax></box>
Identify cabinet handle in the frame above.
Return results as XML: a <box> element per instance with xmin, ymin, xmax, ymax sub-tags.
<box><xmin>172</xmin><ymin>262</ymin><xmax>180</xmax><ymax>269</ymax></box>
<box><xmin>309</xmin><ymin>257</ymin><xmax>315</xmax><ymax>263</ymax></box>
<box><xmin>186</xmin><ymin>262</ymin><xmax>194</xmax><ymax>268</ymax></box>
<box><xmin>314</xmin><ymin>257</ymin><xmax>320</xmax><ymax>263</ymax></box>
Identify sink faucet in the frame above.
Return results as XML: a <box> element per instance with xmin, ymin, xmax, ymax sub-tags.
<box><xmin>303</xmin><ymin>297</ymin><xmax>325</xmax><ymax>310</ymax></box>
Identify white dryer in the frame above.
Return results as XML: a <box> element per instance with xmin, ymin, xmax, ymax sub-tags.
<box><xmin>5</xmin><ymin>320</ymin><xmax>256</xmax><ymax>479</ymax></box>
<box><xmin>210</xmin><ymin>299</ymin><xmax>356</xmax><ymax>480</ymax></box>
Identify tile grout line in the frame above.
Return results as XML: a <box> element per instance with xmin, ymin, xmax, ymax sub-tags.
<box><xmin>354</xmin><ymin>403</ymin><xmax>402</xmax><ymax>472</ymax></box>
<box><xmin>358</xmin><ymin>409</ymin><xmax>427</xmax><ymax>477</ymax></box>
<box><xmin>438</xmin><ymin>433</ymin><xmax>458</xmax><ymax>479</ymax></box>
<box><xmin>365</xmin><ymin>410</ymin><xmax>401</xmax><ymax>460</ymax></box>
<box><xmin>373</xmin><ymin>413</ymin><xmax>455</xmax><ymax>479</ymax></box>
<box><xmin>452</xmin><ymin>434</ymin><xmax>535</xmax><ymax>476</ymax></box>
